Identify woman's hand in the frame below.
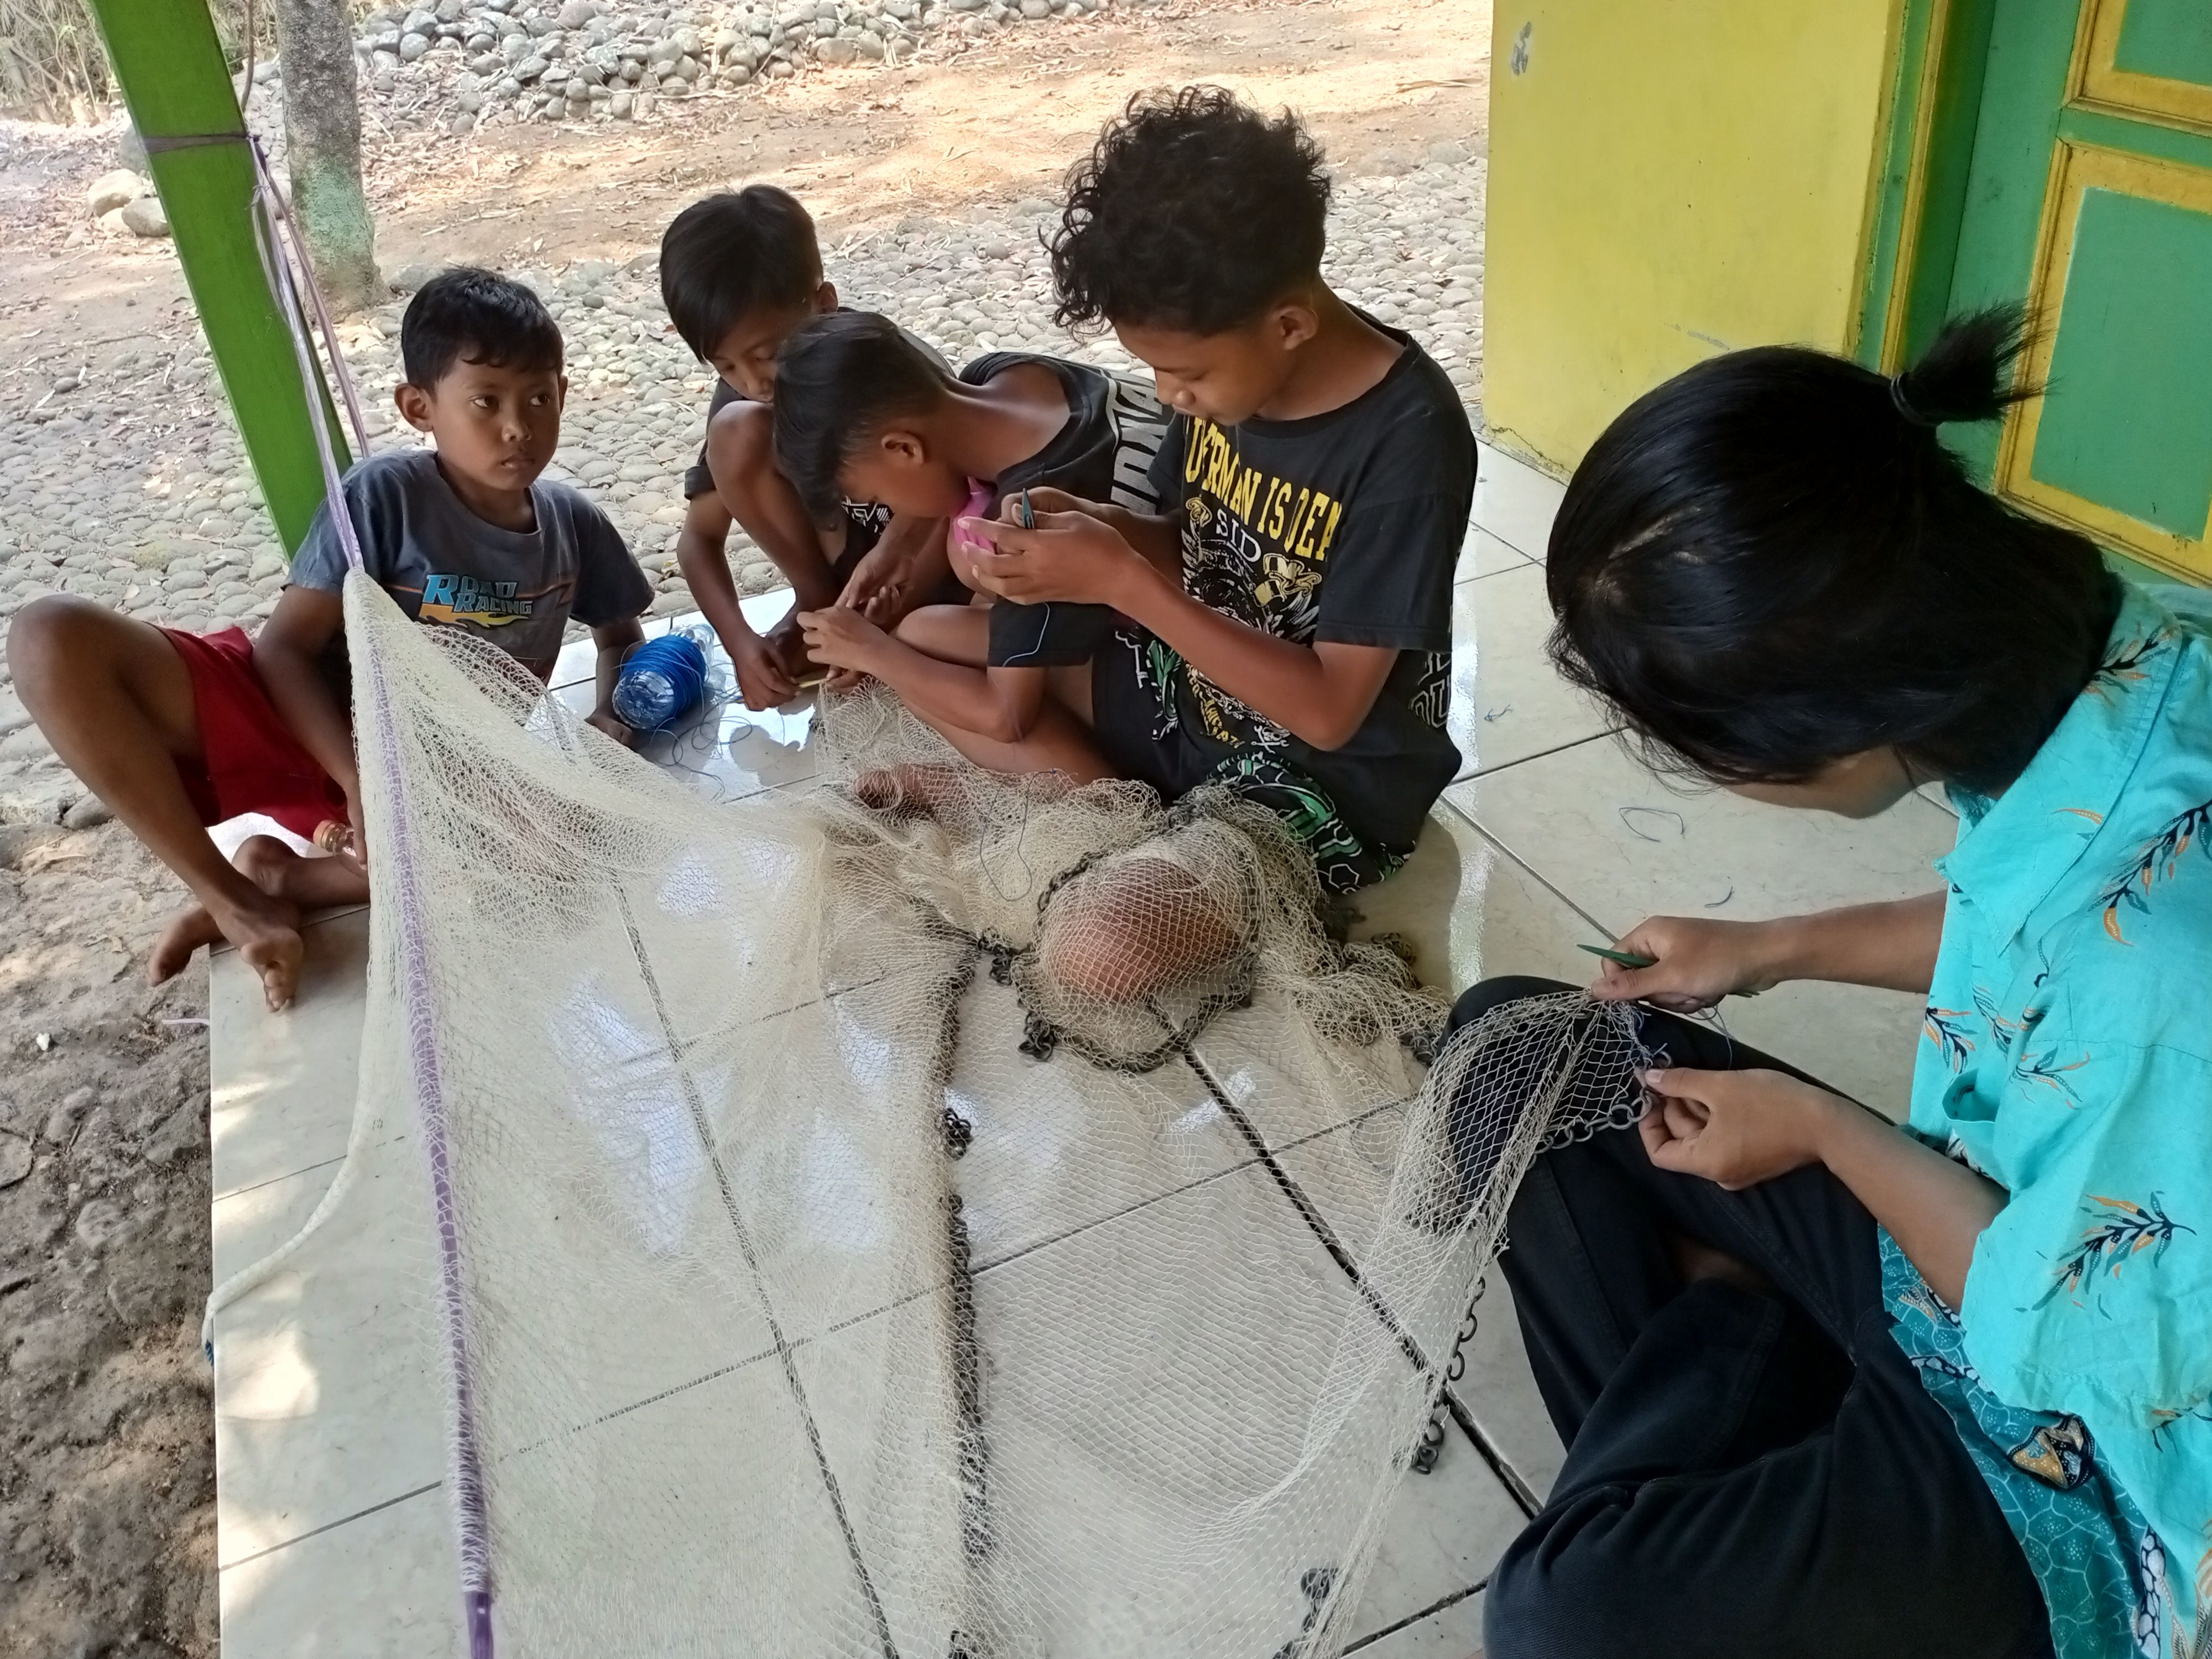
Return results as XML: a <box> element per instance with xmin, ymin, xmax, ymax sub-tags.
<box><xmin>796</xmin><ymin>606</ymin><xmax>891</xmax><ymax>677</ymax></box>
<box><xmin>1588</xmin><ymin>916</ymin><xmax>1788</xmax><ymax>1011</ymax></box>
<box><xmin>962</xmin><ymin>510</ymin><xmax>1150</xmax><ymax>608</ymax></box>
<box><xmin>1638</xmin><ymin>1067</ymin><xmax>1848</xmax><ymax>1191</ymax></box>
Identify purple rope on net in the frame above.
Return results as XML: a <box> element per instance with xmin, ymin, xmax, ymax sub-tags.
<box><xmin>246</xmin><ymin>138</ymin><xmax>497</xmax><ymax>1657</ymax></box>
<box><xmin>368</xmin><ymin>645</ymin><xmax>497</xmax><ymax>1659</ymax></box>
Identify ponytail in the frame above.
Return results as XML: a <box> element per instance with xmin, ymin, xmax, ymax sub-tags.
<box><xmin>1546</xmin><ymin>305</ymin><xmax>2117</xmax><ymax>796</ymax></box>
<box><xmin>1889</xmin><ymin>305</ymin><xmax>2038</xmax><ymax>429</ymax></box>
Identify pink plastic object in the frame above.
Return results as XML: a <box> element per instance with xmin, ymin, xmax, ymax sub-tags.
<box><xmin>949</xmin><ymin>478</ymin><xmax>997</xmax><ymax>561</ymax></box>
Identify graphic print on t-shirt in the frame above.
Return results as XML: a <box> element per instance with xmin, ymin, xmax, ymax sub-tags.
<box><xmin>971</xmin><ymin>353</ymin><xmax>1173</xmax><ymax>670</ymax></box>
<box><xmin>1171</xmin><ymin>416</ymin><xmax>1450</xmax><ymax>754</ymax></box>
<box><xmin>1101</xmin><ymin>369</ymin><xmax>1171</xmax><ymax>512</ymax></box>
<box><xmin>415</xmin><ymin>573</ymin><xmax>571</xmax><ymax>629</ymax></box>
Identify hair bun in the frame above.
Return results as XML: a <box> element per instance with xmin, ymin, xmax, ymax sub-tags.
<box><xmin>1891</xmin><ymin>304</ymin><xmax>2037</xmax><ymax>427</ymax></box>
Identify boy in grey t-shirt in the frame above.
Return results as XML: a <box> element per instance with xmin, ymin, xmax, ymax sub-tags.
<box><xmin>288</xmin><ymin>443</ymin><xmax>646</xmax><ymax>697</ymax></box>
<box><xmin>7</xmin><ymin>268</ymin><xmax>650</xmax><ymax>1013</ymax></box>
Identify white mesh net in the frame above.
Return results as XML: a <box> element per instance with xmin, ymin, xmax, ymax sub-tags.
<box><xmin>332</xmin><ymin>571</ymin><xmax>1650</xmax><ymax>1658</ymax></box>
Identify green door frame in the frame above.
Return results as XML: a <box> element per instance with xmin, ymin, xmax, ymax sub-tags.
<box><xmin>1858</xmin><ymin>0</ymin><xmax>2202</xmax><ymax>585</ymax></box>
<box><xmin>1856</xmin><ymin>0</ymin><xmax>2002</xmax><ymax>377</ymax></box>
<box><xmin>84</xmin><ymin>0</ymin><xmax>346</xmax><ymax>555</ymax></box>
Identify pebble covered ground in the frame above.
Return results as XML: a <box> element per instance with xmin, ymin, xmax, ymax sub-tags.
<box><xmin>336</xmin><ymin>0</ymin><xmax>1134</xmax><ymax>134</ymax></box>
<box><xmin>0</xmin><ymin>149</ymin><xmax>1481</xmax><ymax>668</ymax></box>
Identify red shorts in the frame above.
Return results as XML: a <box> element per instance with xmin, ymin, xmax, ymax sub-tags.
<box><xmin>162</xmin><ymin>625</ymin><xmax>349</xmax><ymax>843</ymax></box>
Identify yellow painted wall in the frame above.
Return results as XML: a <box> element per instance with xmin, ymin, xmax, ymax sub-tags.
<box><xmin>1484</xmin><ymin>1</ymin><xmax>1904</xmax><ymax>474</ymax></box>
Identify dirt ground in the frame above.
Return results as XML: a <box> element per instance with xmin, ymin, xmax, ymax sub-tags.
<box><xmin>0</xmin><ymin>1</ymin><xmax>1489</xmax><ymax>1652</ymax></box>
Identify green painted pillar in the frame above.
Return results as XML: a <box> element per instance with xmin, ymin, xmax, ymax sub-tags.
<box><xmin>85</xmin><ymin>0</ymin><xmax>347</xmax><ymax>555</ymax></box>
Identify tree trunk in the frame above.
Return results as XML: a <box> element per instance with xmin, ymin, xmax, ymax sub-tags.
<box><xmin>269</xmin><ymin>0</ymin><xmax>382</xmax><ymax>316</ymax></box>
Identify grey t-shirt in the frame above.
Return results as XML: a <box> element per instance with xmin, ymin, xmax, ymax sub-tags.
<box><xmin>289</xmin><ymin>447</ymin><xmax>651</xmax><ymax>686</ymax></box>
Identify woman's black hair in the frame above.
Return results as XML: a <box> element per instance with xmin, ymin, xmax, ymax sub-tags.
<box><xmin>1546</xmin><ymin>306</ymin><xmax>2120</xmax><ymax>796</ymax></box>
<box><xmin>659</xmin><ymin>186</ymin><xmax>822</xmax><ymax>360</ymax></box>
<box><xmin>771</xmin><ymin>310</ymin><xmax>951</xmax><ymax>515</ymax></box>
<box><xmin>400</xmin><ymin>267</ymin><xmax>563</xmax><ymax>388</ymax></box>
<box><xmin>1049</xmin><ymin>85</ymin><xmax>1330</xmax><ymax>335</ymax></box>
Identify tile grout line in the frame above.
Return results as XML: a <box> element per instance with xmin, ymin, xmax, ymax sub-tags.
<box><xmin>218</xmin><ymin>1479</ymin><xmax>443</xmax><ymax>1574</ymax></box>
<box><xmin>207</xmin><ymin>1048</ymin><xmax>1417</xmax><ymax>1575</ymax></box>
<box><xmin>1178</xmin><ymin>1045</ymin><xmax>1546</xmax><ymax>1521</ymax></box>
<box><xmin>208</xmin><ymin>900</ymin><xmax>370</xmax><ymax>958</ymax></box>
<box><xmin>1456</xmin><ymin>726</ymin><xmax>1623</xmax><ymax>788</ymax></box>
<box><xmin>1343</xmin><ymin>1578</ymin><xmax>1489</xmax><ymax>1652</ymax></box>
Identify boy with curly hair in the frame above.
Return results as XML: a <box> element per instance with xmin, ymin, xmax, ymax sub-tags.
<box><xmin>956</xmin><ymin>87</ymin><xmax>1475</xmax><ymax>994</ymax></box>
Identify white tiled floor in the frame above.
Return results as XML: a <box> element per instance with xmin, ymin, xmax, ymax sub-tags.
<box><xmin>207</xmin><ymin>437</ymin><xmax>1960</xmax><ymax>1659</ymax></box>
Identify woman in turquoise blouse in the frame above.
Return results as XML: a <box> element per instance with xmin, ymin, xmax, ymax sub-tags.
<box><xmin>1460</xmin><ymin>311</ymin><xmax>2211</xmax><ymax>1659</ymax></box>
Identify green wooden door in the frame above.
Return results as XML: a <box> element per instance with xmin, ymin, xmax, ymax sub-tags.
<box><xmin>1940</xmin><ymin>0</ymin><xmax>2212</xmax><ymax>584</ymax></box>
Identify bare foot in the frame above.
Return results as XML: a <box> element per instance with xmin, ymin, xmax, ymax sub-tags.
<box><xmin>150</xmin><ymin>904</ymin><xmax>304</xmax><ymax>1009</ymax></box>
<box><xmin>234</xmin><ymin>833</ymin><xmax>305</xmax><ymax>887</ymax></box>
<box><xmin>149</xmin><ymin>836</ymin><xmax>320</xmax><ymax>998</ymax></box>
<box><xmin>853</xmin><ymin>761</ymin><xmax>969</xmax><ymax>817</ymax></box>
<box><xmin>149</xmin><ymin>904</ymin><xmax>225</xmax><ymax>985</ymax></box>
<box><xmin>236</xmin><ymin>916</ymin><xmax>306</xmax><ymax>1012</ymax></box>
<box><xmin>152</xmin><ymin>895</ymin><xmax>305</xmax><ymax>1010</ymax></box>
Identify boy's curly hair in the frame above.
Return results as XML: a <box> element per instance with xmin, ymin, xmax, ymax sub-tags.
<box><xmin>1050</xmin><ymin>86</ymin><xmax>1330</xmax><ymax>335</ymax></box>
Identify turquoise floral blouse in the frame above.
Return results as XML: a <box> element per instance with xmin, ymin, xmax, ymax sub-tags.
<box><xmin>1885</xmin><ymin>580</ymin><xmax>2212</xmax><ymax>1659</ymax></box>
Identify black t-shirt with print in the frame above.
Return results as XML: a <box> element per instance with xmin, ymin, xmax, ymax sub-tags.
<box><xmin>1139</xmin><ymin>321</ymin><xmax>1473</xmax><ymax>856</ymax></box>
<box><xmin>958</xmin><ymin>352</ymin><xmax>1171</xmax><ymax>669</ymax></box>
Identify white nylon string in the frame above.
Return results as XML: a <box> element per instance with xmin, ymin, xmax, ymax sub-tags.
<box><xmin>199</xmin><ymin>137</ymin><xmax>381</xmax><ymax>1353</ymax></box>
<box><xmin>244</xmin><ymin>134</ymin><xmax>366</xmax><ymax>568</ymax></box>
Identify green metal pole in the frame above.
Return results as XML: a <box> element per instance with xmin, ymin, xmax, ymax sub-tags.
<box><xmin>84</xmin><ymin>0</ymin><xmax>347</xmax><ymax>555</ymax></box>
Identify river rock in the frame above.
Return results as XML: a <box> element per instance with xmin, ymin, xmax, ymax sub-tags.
<box><xmin>119</xmin><ymin>195</ymin><xmax>170</xmax><ymax>238</ymax></box>
<box><xmin>0</xmin><ymin>1129</ymin><xmax>30</xmax><ymax>1190</ymax></box>
<box><xmin>86</xmin><ymin>170</ymin><xmax>147</xmax><ymax>217</ymax></box>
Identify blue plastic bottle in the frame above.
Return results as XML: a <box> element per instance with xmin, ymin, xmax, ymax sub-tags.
<box><xmin>612</xmin><ymin>629</ymin><xmax>711</xmax><ymax>732</ymax></box>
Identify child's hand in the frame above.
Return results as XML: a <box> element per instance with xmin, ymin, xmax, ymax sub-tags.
<box><xmin>586</xmin><ymin>708</ymin><xmax>638</xmax><ymax>748</ymax></box>
<box><xmin>1637</xmin><ymin>1066</ymin><xmax>1846</xmax><ymax>1191</ymax></box>
<box><xmin>729</xmin><ymin>627</ymin><xmax>800</xmax><ymax>711</ymax></box>
<box><xmin>997</xmin><ymin>486</ymin><xmax>1092</xmax><ymax>521</ymax></box>
<box><xmin>1587</xmin><ymin>916</ymin><xmax>1786</xmax><ymax>1010</ymax></box>
<box><xmin>964</xmin><ymin>510</ymin><xmax>1144</xmax><ymax>607</ymax></box>
<box><xmin>797</xmin><ymin>606</ymin><xmax>889</xmax><ymax>676</ymax></box>
<box><xmin>839</xmin><ymin>520</ymin><xmax>949</xmax><ymax>625</ymax></box>
<box><xmin>337</xmin><ymin>790</ymin><xmax>370</xmax><ymax>877</ymax></box>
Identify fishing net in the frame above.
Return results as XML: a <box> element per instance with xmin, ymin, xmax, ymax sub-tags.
<box><xmin>202</xmin><ymin>98</ymin><xmax>1647</xmax><ymax>1659</ymax></box>
<box><xmin>320</xmin><ymin>572</ymin><xmax>1653</xmax><ymax>1658</ymax></box>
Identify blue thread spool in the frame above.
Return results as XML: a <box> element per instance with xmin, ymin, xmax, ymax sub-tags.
<box><xmin>612</xmin><ymin>630</ymin><xmax>709</xmax><ymax>732</ymax></box>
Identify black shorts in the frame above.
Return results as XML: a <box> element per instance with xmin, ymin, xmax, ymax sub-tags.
<box><xmin>987</xmin><ymin>599</ymin><xmax>1116</xmax><ymax>669</ymax></box>
<box><xmin>1089</xmin><ymin>626</ymin><xmax>1399</xmax><ymax>894</ymax></box>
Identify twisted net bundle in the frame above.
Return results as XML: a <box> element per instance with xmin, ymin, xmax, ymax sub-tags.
<box><xmin>338</xmin><ymin>575</ymin><xmax>1649</xmax><ymax>1657</ymax></box>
